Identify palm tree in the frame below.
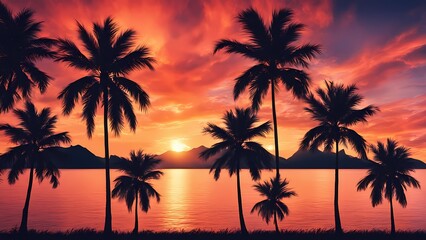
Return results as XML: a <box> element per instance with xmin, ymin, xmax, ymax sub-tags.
<box><xmin>300</xmin><ymin>81</ymin><xmax>378</xmax><ymax>233</ymax></box>
<box><xmin>357</xmin><ymin>139</ymin><xmax>420</xmax><ymax>234</ymax></box>
<box><xmin>56</xmin><ymin>17</ymin><xmax>155</xmax><ymax>233</ymax></box>
<box><xmin>112</xmin><ymin>150</ymin><xmax>162</xmax><ymax>234</ymax></box>
<box><xmin>0</xmin><ymin>101</ymin><xmax>71</xmax><ymax>232</ymax></box>
<box><xmin>214</xmin><ymin>8</ymin><xmax>320</xmax><ymax>178</ymax></box>
<box><xmin>0</xmin><ymin>2</ymin><xmax>56</xmax><ymax>112</ymax></box>
<box><xmin>200</xmin><ymin>108</ymin><xmax>272</xmax><ymax>234</ymax></box>
<box><xmin>251</xmin><ymin>177</ymin><xmax>296</xmax><ymax>233</ymax></box>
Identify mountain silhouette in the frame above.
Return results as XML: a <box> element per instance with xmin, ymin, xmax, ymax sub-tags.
<box><xmin>2</xmin><ymin>145</ymin><xmax>424</xmax><ymax>169</ymax></box>
<box><xmin>41</xmin><ymin>145</ymin><xmax>126</xmax><ymax>169</ymax></box>
<box><xmin>282</xmin><ymin>149</ymin><xmax>371</xmax><ymax>169</ymax></box>
<box><xmin>157</xmin><ymin>146</ymin><xmax>211</xmax><ymax>168</ymax></box>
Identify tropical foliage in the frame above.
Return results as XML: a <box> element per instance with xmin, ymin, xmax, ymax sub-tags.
<box><xmin>252</xmin><ymin>177</ymin><xmax>296</xmax><ymax>232</ymax></box>
<box><xmin>0</xmin><ymin>2</ymin><xmax>56</xmax><ymax>112</ymax></box>
<box><xmin>214</xmin><ymin>8</ymin><xmax>320</xmax><ymax>176</ymax></box>
<box><xmin>300</xmin><ymin>81</ymin><xmax>378</xmax><ymax>233</ymax></box>
<box><xmin>56</xmin><ymin>17</ymin><xmax>155</xmax><ymax>233</ymax></box>
<box><xmin>200</xmin><ymin>108</ymin><xmax>272</xmax><ymax>234</ymax></box>
<box><xmin>0</xmin><ymin>101</ymin><xmax>70</xmax><ymax>232</ymax></box>
<box><xmin>112</xmin><ymin>150</ymin><xmax>163</xmax><ymax>233</ymax></box>
<box><xmin>357</xmin><ymin>139</ymin><xmax>421</xmax><ymax>234</ymax></box>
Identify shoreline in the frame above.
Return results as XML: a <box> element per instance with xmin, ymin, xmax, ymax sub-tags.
<box><xmin>1</xmin><ymin>229</ymin><xmax>426</xmax><ymax>240</ymax></box>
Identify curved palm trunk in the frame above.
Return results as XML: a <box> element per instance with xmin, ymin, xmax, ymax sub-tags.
<box><xmin>19</xmin><ymin>162</ymin><xmax>35</xmax><ymax>233</ymax></box>
<box><xmin>334</xmin><ymin>141</ymin><xmax>342</xmax><ymax>233</ymax></box>
<box><xmin>133</xmin><ymin>191</ymin><xmax>139</xmax><ymax>234</ymax></box>
<box><xmin>103</xmin><ymin>87</ymin><xmax>112</xmax><ymax>233</ymax></box>
<box><xmin>390</xmin><ymin>194</ymin><xmax>395</xmax><ymax>234</ymax></box>
<box><xmin>270</xmin><ymin>81</ymin><xmax>280</xmax><ymax>178</ymax></box>
<box><xmin>273</xmin><ymin>211</ymin><xmax>279</xmax><ymax>233</ymax></box>
<box><xmin>236</xmin><ymin>163</ymin><xmax>248</xmax><ymax>234</ymax></box>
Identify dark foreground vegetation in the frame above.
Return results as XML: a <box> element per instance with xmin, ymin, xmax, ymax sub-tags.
<box><xmin>1</xmin><ymin>229</ymin><xmax>425</xmax><ymax>240</ymax></box>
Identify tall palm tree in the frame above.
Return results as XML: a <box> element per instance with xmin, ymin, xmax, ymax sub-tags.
<box><xmin>251</xmin><ymin>177</ymin><xmax>296</xmax><ymax>233</ymax></box>
<box><xmin>0</xmin><ymin>101</ymin><xmax>70</xmax><ymax>232</ymax></box>
<box><xmin>56</xmin><ymin>17</ymin><xmax>155</xmax><ymax>233</ymax></box>
<box><xmin>300</xmin><ymin>81</ymin><xmax>378</xmax><ymax>233</ymax></box>
<box><xmin>200</xmin><ymin>108</ymin><xmax>272</xmax><ymax>234</ymax></box>
<box><xmin>214</xmin><ymin>8</ymin><xmax>320</xmax><ymax>178</ymax></box>
<box><xmin>357</xmin><ymin>139</ymin><xmax>420</xmax><ymax>234</ymax></box>
<box><xmin>0</xmin><ymin>2</ymin><xmax>56</xmax><ymax>112</ymax></box>
<box><xmin>112</xmin><ymin>150</ymin><xmax>162</xmax><ymax>234</ymax></box>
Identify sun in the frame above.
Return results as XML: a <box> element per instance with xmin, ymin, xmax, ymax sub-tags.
<box><xmin>171</xmin><ymin>139</ymin><xmax>190</xmax><ymax>152</ymax></box>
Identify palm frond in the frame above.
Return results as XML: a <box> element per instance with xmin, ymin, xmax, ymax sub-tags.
<box><xmin>114</xmin><ymin>77</ymin><xmax>150</xmax><ymax>111</ymax></box>
<box><xmin>58</xmin><ymin>76</ymin><xmax>97</xmax><ymax>115</ymax></box>
<box><xmin>111</xmin><ymin>46</ymin><xmax>155</xmax><ymax>74</ymax></box>
<box><xmin>113</xmin><ymin>29</ymin><xmax>136</xmax><ymax>58</ymax></box>
<box><xmin>77</xmin><ymin>21</ymin><xmax>99</xmax><ymax>60</ymax></box>
<box><xmin>81</xmin><ymin>81</ymin><xmax>101</xmax><ymax>137</ymax></box>
<box><xmin>22</xmin><ymin>62</ymin><xmax>52</xmax><ymax>93</ymax></box>
<box><xmin>238</xmin><ymin>7</ymin><xmax>271</xmax><ymax>49</ymax></box>
<box><xmin>39</xmin><ymin>132</ymin><xmax>71</xmax><ymax>148</ymax></box>
<box><xmin>249</xmin><ymin>72</ymin><xmax>270</xmax><ymax>112</ymax></box>
<box><xmin>213</xmin><ymin>39</ymin><xmax>259</xmax><ymax>59</ymax></box>
<box><xmin>56</xmin><ymin>39</ymin><xmax>94</xmax><ymax>71</ymax></box>
<box><xmin>287</xmin><ymin>44</ymin><xmax>321</xmax><ymax>68</ymax></box>
<box><xmin>233</xmin><ymin>64</ymin><xmax>267</xmax><ymax>100</ymax></box>
<box><xmin>109</xmin><ymin>83</ymin><xmax>136</xmax><ymax>133</ymax></box>
<box><xmin>300</xmin><ymin>125</ymin><xmax>328</xmax><ymax>150</ymax></box>
<box><xmin>280</xmin><ymin>68</ymin><xmax>311</xmax><ymax>98</ymax></box>
<box><xmin>269</xmin><ymin>9</ymin><xmax>293</xmax><ymax>40</ymax></box>
<box><xmin>340</xmin><ymin>127</ymin><xmax>367</xmax><ymax>159</ymax></box>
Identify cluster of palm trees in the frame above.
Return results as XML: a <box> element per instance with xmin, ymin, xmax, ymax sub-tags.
<box><xmin>0</xmin><ymin>1</ymin><xmax>421</xmax><ymax>236</ymax></box>
<box><xmin>201</xmin><ymin>7</ymin><xmax>420</xmax><ymax>235</ymax></box>
<box><xmin>0</xmin><ymin>1</ymin><xmax>158</xmax><ymax>234</ymax></box>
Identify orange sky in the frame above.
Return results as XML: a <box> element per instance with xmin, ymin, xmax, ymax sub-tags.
<box><xmin>1</xmin><ymin>0</ymin><xmax>425</xmax><ymax>161</ymax></box>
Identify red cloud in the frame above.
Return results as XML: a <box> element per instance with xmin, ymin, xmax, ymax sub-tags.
<box><xmin>1</xmin><ymin>1</ymin><xmax>425</xmax><ymax>161</ymax></box>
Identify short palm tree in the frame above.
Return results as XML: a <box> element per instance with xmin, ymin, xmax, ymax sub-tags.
<box><xmin>112</xmin><ymin>150</ymin><xmax>162</xmax><ymax>234</ymax></box>
<box><xmin>214</xmin><ymin>8</ymin><xmax>320</xmax><ymax>177</ymax></box>
<box><xmin>300</xmin><ymin>81</ymin><xmax>378</xmax><ymax>233</ymax></box>
<box><xmin>0</xmin><ymin>2</ymin><xmax>56</xmax><ymax>112</ymax></box>
<box><xmin>357</xmin><ymin>139</ymin><xmax>420</xmax><ymax>234</ymax></box>
<box><xmin>200</xmin><ymin>108</ymin><xmax>272</xmax><ymax>234</ymax></box>
<box><xmin>56</xmin><ymin>17</ymin><xmax>155</xmax><ymax>233</ymax></box>
<box><xmin>0</xmin><ymin>101</ymin><xmax>70</xmax><ymax>232</ymax></box>
<box><xmin>251</xmin><ymin>177</ymin><xmax>296</xmax><ymax>233</ymax></box>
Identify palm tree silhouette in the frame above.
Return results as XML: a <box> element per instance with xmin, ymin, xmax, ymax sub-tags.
<box><xmin>112</xmin><ymin>150</ymin><xmax>163</xmax><ymax>234</ymax></box>
<box><xmin>200</xmin><ymin>108</ymin><xmax>272</xmax><ymax>234</ymax></box>
<box><xmin>56</xmin><ymin>17</ymin><xmax>155</xmax><ymax>233</ymax></box>
<box><xmin>0</xmin><ymin>2</ymin><xmax>56</xmax><ymax>112</ymax></box>
<box><xmin>357</xmin><ymin>139</ymin><xmax>421</xmax><ymax>234</ymax></box>
<box><xmin>300</xmin><ymin>81</ymin><xmax>378</xmax><ymax>233</ymax></box>
<box><xmin>214</xmin><ymin>8</ymin><xmax>320</xmax><ymax>178</ymax></box>
<box><xmin>251</xmin><ymin>177</ymin><xmax>296</xmax><ymax>233</ymax></box>
<box><xmin>0</xmin><ymin>101</ymin><xmax>70</xmax><ymax>232</ymax></box>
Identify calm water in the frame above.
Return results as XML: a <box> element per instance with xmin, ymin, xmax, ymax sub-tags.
<box><xmin>0</xmin><ymin>169</ymin><xmax>424</xmax><ymax>231</ymax></box>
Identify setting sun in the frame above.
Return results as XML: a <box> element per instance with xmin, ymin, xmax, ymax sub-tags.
<box><xmin>171</xmin><ymin>139</ymin><xmax>190</xmax><ymax>152</ymax></box>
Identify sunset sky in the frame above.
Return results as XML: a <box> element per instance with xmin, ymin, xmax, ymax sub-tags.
<box><xmin>1</xmin><ymin>0</ymin><xmax>425</xmax><ymax>161</ymax></box>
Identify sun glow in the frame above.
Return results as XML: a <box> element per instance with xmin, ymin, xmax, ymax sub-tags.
<box><xmin>171</xmin><ymin>139</ymin><xmax>191</xmax><ymax>152</ymax></box>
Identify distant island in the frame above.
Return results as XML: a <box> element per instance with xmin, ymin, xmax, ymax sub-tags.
<box><xmin>8</xmin><ymin>144</ymin><xmax>423</xmax><ymax>169</ymax></box>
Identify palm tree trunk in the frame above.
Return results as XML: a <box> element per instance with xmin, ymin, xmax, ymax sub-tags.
<box><xmin>133</xmin><ymin>191</ymin><xmax>139</xmax><ymax>234</ymax></box>
<box><xmin>19</xmin><ymin>161</ymin><xmax>35</xmax><ymax>233</ymax></box>
<box><xmin>270</xmin><ymin>80</ymin><xmax>280</xmax><ymax>178</ymax></box>
<box><xmin>390</xmin><ymin>194</ymin><xmax>395</xmax><ymax>234</ymax></box>
<box><xmin>236</xmin><ymin>161</ymin><xmax>248</xmax><ymax>234</ymax></box>
<box><xmin>103</xmin><ymin>87</ymin><xmax>112</xmax><ymax>234</ymax></box>
<box><xmin>334</xmin><ymin>141</ymin><xmax>342</xmax><ymax>233</ymax></box>
<box><xmin>274</xmin><ymin>211</ymin><xmax>279</xmax><ymax>233</ymax></box>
